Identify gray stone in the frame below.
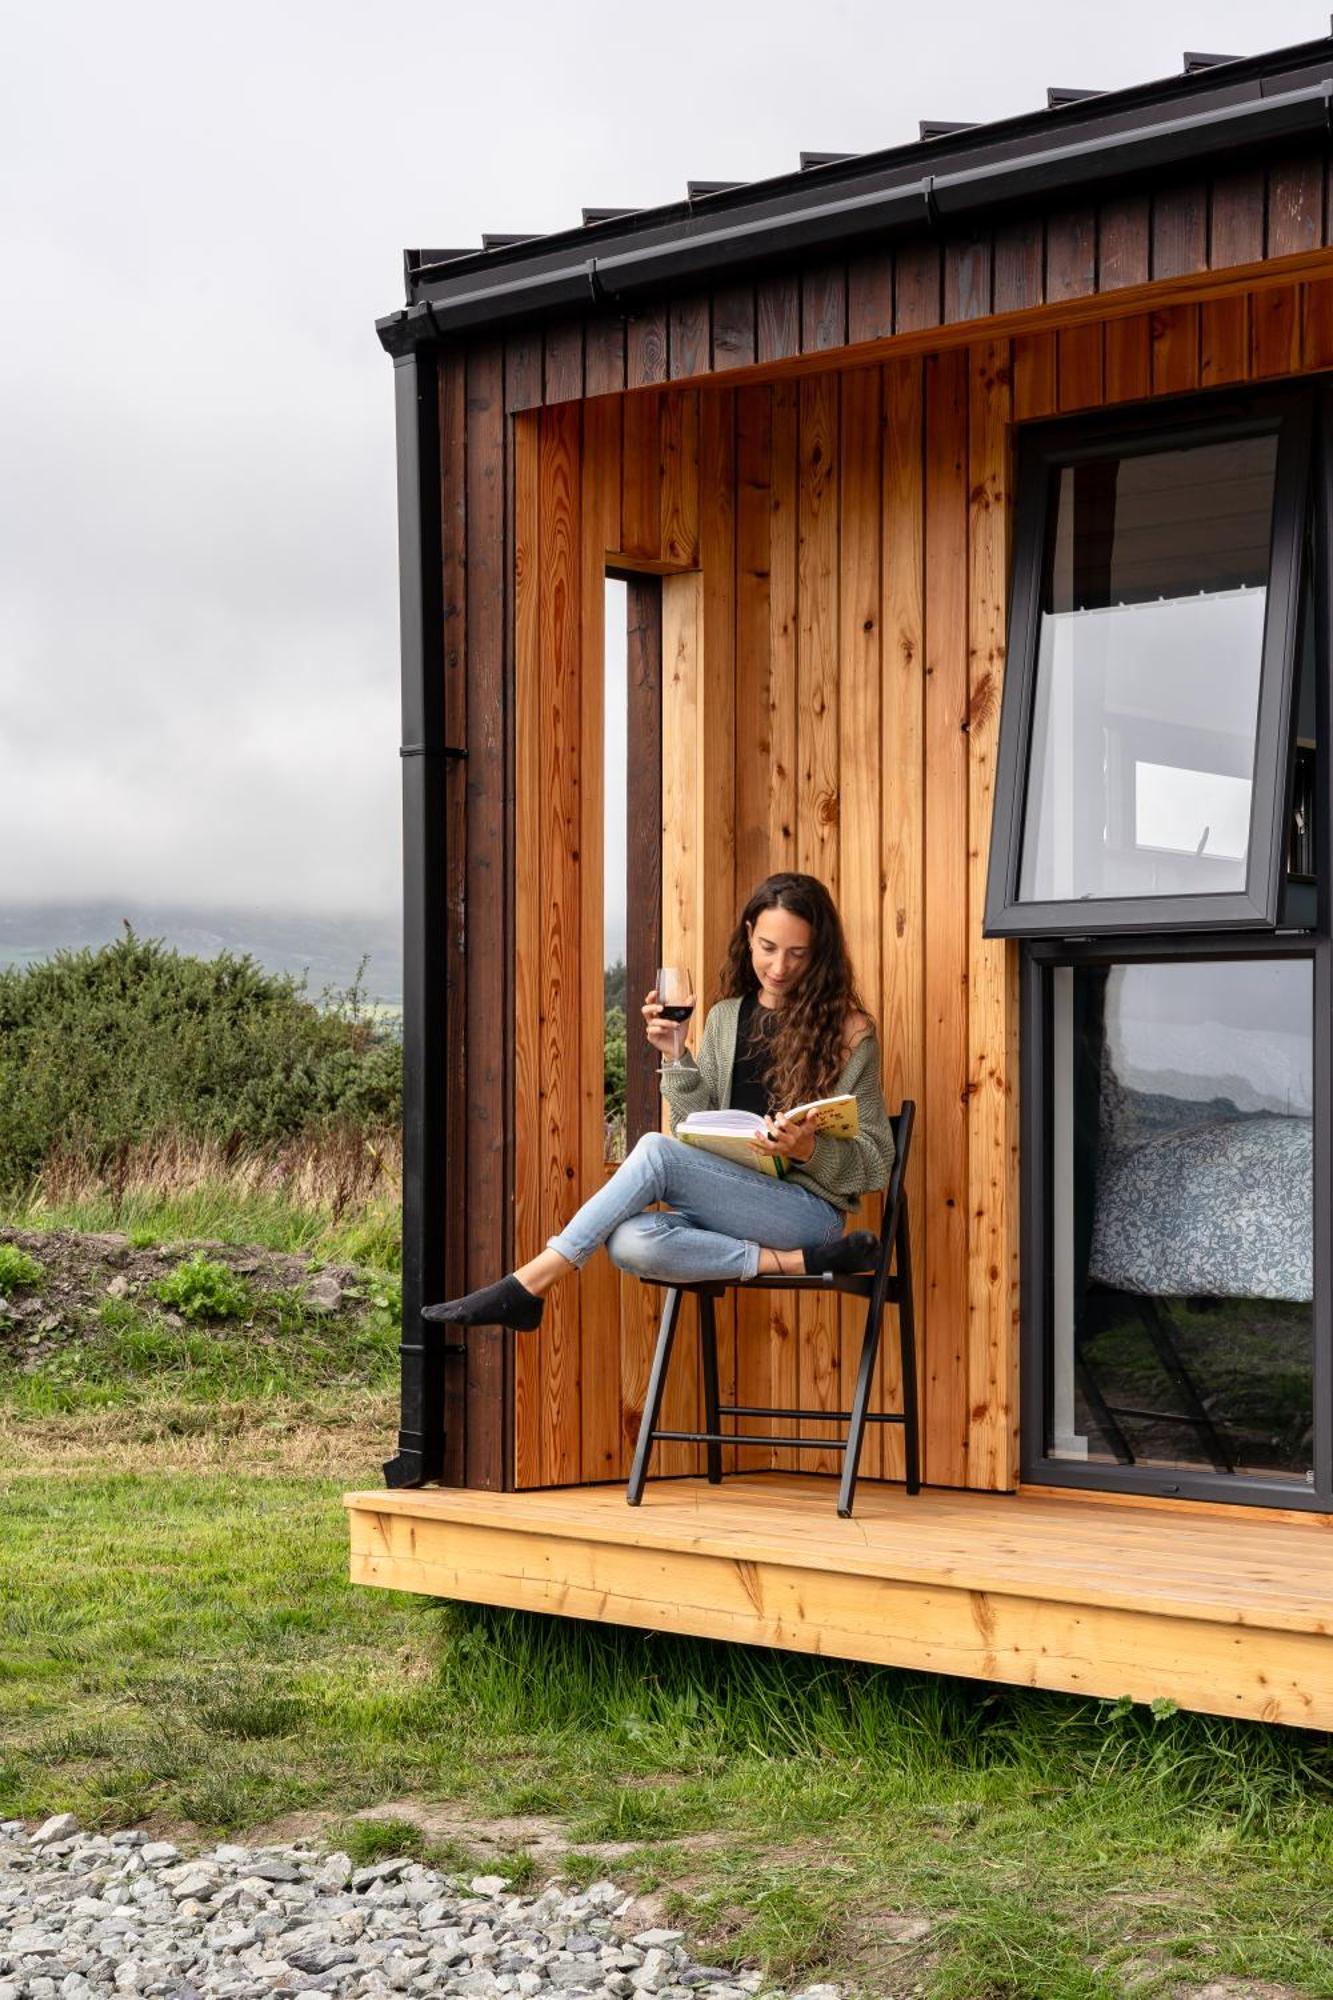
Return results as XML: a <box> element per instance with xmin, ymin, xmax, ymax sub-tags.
<box><xmin>140</xmin><ymin>1843</ymin><xmax>180</xmax><ymax>1867</ymax></box>
<box><xmin>315</xmin><ymin>1852</ymin><xmax>353</xmax><ymax>1892</ymax></box>
<box><xmin>633</xmin><ymin>1933</ymin><xmax>684</xmax><ymax>1951</ymax></box>
<box><xmin>32</xmin><ymin>1814</ymin><xmax>81</xmax><ymax>1845</ymax></box>
<box><xmin>470</xmin><ymin>1876</ymin><xmax>511</xmax><ymax>1898</ymax></box>
<box><xmin>303</xmin><ymin>1274</ymin><xmax>344</xmax><ymax>1313</ymax></box>
<box><xmin>353</xmin><ymin>1859</ymin><xmax>410</xmax><ymax>1890</ymax></box>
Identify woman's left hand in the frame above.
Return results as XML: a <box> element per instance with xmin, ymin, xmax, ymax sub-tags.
<box><xmin>750</xmin><ymin>1112</ymin><xmax>818</xmax><ymax>1167</ymax></box>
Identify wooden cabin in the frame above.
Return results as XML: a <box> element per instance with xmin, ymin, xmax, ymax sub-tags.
<box><xmin>348</xmin><ymin>35</ymin><xmax>1333</xmax><ymax>1729</ymax></box>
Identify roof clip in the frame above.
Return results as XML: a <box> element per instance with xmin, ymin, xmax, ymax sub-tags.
<box><xmin>922</xmin><ymin>175</ymin><xmax>940</xmax><ymax>226</ymax></box>
<box><xmin>422</xmin><ymin>297</ymin><xmax>447</xmax><ymax>345</ymax></box>
<box><xmin>586</xmin><ymin>257</ymin><xmax>606</xmax><ymax>304</ymax></box>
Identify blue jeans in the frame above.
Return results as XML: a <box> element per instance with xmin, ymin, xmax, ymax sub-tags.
<box><xmin>546</xmin><ymin>1130</ymin><xmax>846</xmax><ymax>1283</ymax></box>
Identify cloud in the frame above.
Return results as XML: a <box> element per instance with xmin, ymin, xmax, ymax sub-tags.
<box><xmin>2</xmin><ymin>0</ymin><xmax>1318</xmax><ymax>910</ymax></box>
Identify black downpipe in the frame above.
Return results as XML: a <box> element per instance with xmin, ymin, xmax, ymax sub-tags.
<box><xmin>385</xmin><ymin>352</ymin><xmax>454</xmax><ymax>1488</ymax></box>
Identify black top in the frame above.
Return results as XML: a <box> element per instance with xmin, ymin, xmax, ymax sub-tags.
<box><xmin>729</xmin><ymin>991</ymin><xmax>779</xmax><ymax>1117</ymax></box>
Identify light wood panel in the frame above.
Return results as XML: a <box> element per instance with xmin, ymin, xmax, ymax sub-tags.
<box><xmin>347</xmin><ymin>1477</ymin><xmax>1333</xmax><ymax>1729</ymax></box>
<box><xmin>797</xmin><ymin>373</ymin><xmax>842</xmax><ymax>1473</ymax></box>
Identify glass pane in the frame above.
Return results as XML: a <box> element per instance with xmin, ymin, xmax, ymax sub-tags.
<box><xmin>603</xmin><ymin>579</ymin><xmax>628</xmax><ymax>1163</ymax></box>
<box><xmin>1048</xmin><ymin>958</ymin><xmax>1313</xmax><ymax>1486</ymax></box>
<box><xmin>1020</xmin><ymin>433</ymin><xmax>1280</xmax><ymax>904</ymax></box>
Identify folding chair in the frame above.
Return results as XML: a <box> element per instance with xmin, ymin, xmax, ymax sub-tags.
<box><xmin>627</xmin><ymin>1102</ymin><xmax>918</xmax><ymax>1517</ymax></box>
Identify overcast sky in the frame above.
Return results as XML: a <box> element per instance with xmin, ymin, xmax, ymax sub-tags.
<box><xmin>2</xmin><ymin>0</ymin><xmax>1325</xmax><ymax>917</ymax></box>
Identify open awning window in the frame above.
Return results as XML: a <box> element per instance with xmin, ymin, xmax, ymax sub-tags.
<box><xmin>984</xmin><ymin>388</ymin><xmax>1314</xmax><ymax>939</ymax></box>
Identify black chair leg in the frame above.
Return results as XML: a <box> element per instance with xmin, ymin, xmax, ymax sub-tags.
<box><xmin>698</xmin><ymin>1294</ymin><xmax>724</xmax><ymax>1486</ymax></box>
<box><xmin>838</xmin><ymin>1298</ymin><xmax>883</xmax><ymax>1519</ymax></box>
<box><xmin>896</xmin><ymin>1215</ymin><xmax>921</xmax><ymax>1495</ymax></box>
<box><xmin>627</xmin><ymin>1287</ymin><xmax>684</xmax><ymax>1505</ymax></box>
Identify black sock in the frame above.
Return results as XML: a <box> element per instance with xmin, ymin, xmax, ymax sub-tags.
<box><xmin>803</xmin><ymin>1230</ymin><xmax>879</xmax><ymax>1278</ymax></box>
<box><xmin>422</xmin><ymin>1273</ymin><xmax>545</xmax><ymax>1331</ymax></box>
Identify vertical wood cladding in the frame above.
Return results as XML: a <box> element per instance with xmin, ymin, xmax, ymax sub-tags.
<box><xmin>447</xmin><ymin>268</ymin><xmax>1330</xmax><ymax>1494</ymax></box>
<box><xmin>486</xmin><ymin>156</ymin><xmax>1329</xmax><ymax>407</ymax></box>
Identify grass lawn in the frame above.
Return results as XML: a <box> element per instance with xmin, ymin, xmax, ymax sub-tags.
<box><xmin>4</xmin><ymin>1210</ymin><xmax>1333</xmax><ymax>1997</ymax></box>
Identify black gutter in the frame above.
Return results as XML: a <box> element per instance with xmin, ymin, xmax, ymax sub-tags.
<box><xmin>384</xmin><ymin>350</ymin><xmax>456</xmax><ymax>1489</ymax></box>
<box><xmin>379</xmin><ymin>54</ymin><xmax>1333</xmax><ymax>356</ymax></box>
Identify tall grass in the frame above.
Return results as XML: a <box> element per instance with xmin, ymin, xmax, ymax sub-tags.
<box><xmin>5</xmin><ymin>1127</ymin><xmax>401</xmax><ymax>1268</ymax></box>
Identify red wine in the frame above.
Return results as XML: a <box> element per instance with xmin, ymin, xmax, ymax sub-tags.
<box><xmin>658</xmin><ymin>1003</ymin><xmax>695</xmax><ymax>1024</ymax></box>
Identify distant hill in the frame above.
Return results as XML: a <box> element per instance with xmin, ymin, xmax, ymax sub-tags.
<box><xmin>0</xmin><ymin>903</ymin><xmax>402</xmax><ymax>1010</ymax></box>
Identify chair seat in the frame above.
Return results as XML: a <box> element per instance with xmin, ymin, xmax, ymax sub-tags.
<box><xmin>642</xmin><ymin>1271</ymin><xmax>883</xmax><ymax>1298</ymax></box>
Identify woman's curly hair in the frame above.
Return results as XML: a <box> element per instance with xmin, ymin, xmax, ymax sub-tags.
<box><xmin>718</xmin><ymin>873</ymin><xmax>871</xmax><ymax>1111</ymax></box>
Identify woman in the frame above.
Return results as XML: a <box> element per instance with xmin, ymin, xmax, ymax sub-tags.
<box><xmin>427</xmin><ymin>873</ymin><xmax>896</xmax><ymax>1331</ymax></box>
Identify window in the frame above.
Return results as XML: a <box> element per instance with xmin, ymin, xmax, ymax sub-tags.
<box><xmin>986</xmin><ymin>391</ymin><xmax>1312</xmax><ymax>938</ymax></box>
<box><xmin>604</xmin><ymin>571</ymin><xmax>662</xmax><ymax>1162</ymax></box>
<box><xmin>998</xmin><ymin>385</ymin><xmax>1332</xmax><ymax>1509</ymax></box>
<box><xmin>1040</xmin><ymin>952</ymin><xmax>1315</xmax><ymax>1492</ymax></box>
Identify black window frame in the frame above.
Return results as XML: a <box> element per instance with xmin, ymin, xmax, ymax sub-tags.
<box><xmin>985</xmin><ymin>384</ymin><xmax>1314</xmax><ymax>941</ymax></box>
<box><xmin>1019</xmin><ymin>929</ymin><xmax>1332</xmax><ymax>1510</ymax></box>
<box><xmin>1014</xmin><ymin>389</ymin><xmax>1333</xmax><ymax>1511</ymax></box>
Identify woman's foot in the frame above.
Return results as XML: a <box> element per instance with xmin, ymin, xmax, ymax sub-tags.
<box><xmin>422</xmin><ymin>1273</ymin><xmax>545</xmax><ymax>1331</ymax></box>
<box><xmin>803</xmin><ymin>1230</ymin><xmax>879</xmax><ymax>1277</ymax></box>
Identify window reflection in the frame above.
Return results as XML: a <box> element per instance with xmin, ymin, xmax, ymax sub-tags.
<box><xmin>1020</xmin><ymin>434</ymin><xmax>1280</xmax><ymax>904</ymax></box>
<box><xmin>1049</xmin><ymin>957</ymin><xmax>1313</xmax><ymax>1484</ymax></box>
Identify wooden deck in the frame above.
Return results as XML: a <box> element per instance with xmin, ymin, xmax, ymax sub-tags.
<box><xmin>346</xmin><ymin>1475</ymin><xmax>1333</xmax><ymax>1731</ymax></box>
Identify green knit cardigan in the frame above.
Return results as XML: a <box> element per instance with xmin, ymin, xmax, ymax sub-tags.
<box><xmin>659</xmin><ymin>996</ymin><xmax>896</xmax><ymax>1212</ymax></box>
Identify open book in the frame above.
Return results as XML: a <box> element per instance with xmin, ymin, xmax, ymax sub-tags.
<box><xmin>677</xmin><ymin>1094</ymin><xmax>859</xmax><ymax>1176</ymax></box>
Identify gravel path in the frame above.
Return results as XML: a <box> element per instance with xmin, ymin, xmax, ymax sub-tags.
<box><xmin>0</xmin><ymin>1819</ymin><xmax>841</xmax><ymax>2000</ymax></box>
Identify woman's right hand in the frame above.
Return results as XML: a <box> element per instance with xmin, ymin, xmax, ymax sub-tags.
<box><xmin>641</xmin><ymin>988</ymin><xmax>682</xmax><ymax>1057</ymax></box>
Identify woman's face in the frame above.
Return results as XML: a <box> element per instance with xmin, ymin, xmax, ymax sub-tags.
<box><xmin>746</xmin><ymin>905</ymin><xmax>815</xmax><ymax>1006</ymax></box>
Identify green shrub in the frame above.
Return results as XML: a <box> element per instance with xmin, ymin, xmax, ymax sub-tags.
<box><xmin>0</xmin><ymin>930</ymin><xmax>401</xmax><ymax>1194</ymax></box>
<box><xmin>0</xmin><ymin>1245</ymin><xmax>43</xmax><ymax>1293</ymax></box>
<box><xmin>151</xmin><ymin>1256</ymin><xmax>252</xmax><ymax>1323</ymax></box>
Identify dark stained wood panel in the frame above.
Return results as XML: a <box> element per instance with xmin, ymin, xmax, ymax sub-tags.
<box><xmin>1268</xmin><ymin>157</ymin><xmax>1325</xmax><ymax>259</ymax></box>
<box><xmin>463</xmin><ymin>342</ymin><xmax>510</xmax><ymax>1490</ymax></box>
<box><xmin>848</xmin><ymin>251</ymin><xmax>894</xmax><ymax>343</ymax></box>
<box><xmin>543</xmin><ymin>320</ymin><xmax>585</xmax><ymax>405</ymax></box>
<box><xmin>1210</xmin><ymin>170</ymin><xmax>1266</xmax><ymax>269</ymax></box>
<box><xmin>669</xmin><ymin>295</ymin><xmax>711</xmax><ymax>380</ymax></box>
<box><xmin>801</xmin><ymin>262</ymin><xmax>847</xmax><ymax>353</ymax></box>
<box><xmin>757</xmin><ymin>275</ymin><xmax>800</xmax><ymax>363</ymax></box>
<box><xmin>894</xmin><ymin>241</ymin><xmax>941</xmax><ymax>332</ymax></box>
<box><xmin>711</xmin><ymin>284</ymin><xmax>756</xmax><ymax>371</ymax></box>
<box><xmin>991</xmin><ymin>217</ymin><xmax>1043</xmax><ymax>315</ymax></box>
<box><xmin>1151</xmin><ymin>184</ymin><xmax>1207</xmax><ymax>281</ymax></box>
<box><xmin>1098</xmin><ymin>197</ymin><xmax>1149</xmax><ymax>292</ymax></box>
<box><xmin>439</xmin><ymin>351</ymin><xmax>469</xmax><ymax>1489</ymax></box>
<box><xmin>504</xmin><ymin>330</ymin><xmax>544</xmax><ymax>414</ymax></box>
<box><xmin>626</xmin><ymin>306</ymin><xmax>668</xmax><ymax>389</ymax></box>
<box><xmin>1044</xmin><ymin>208</ymin><xmax>1096</xmax><ymax>301</ymax></box>
<box><xmin>943</xmin><ymin>235</ymin><xmax>991</xmax><ymax>323</ymax></box>
<box><xmin>536</xmin><ymin>401</ymin><xmax>583</xmax><ymax>1485</ymax></box>
<box><xmin>584</xmin><ymin>315</ymin><xmax>627</xmax><ymax>398</ymax></box>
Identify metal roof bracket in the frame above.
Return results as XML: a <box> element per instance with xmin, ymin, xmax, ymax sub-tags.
<box><xmin>922</xmin><ymin>175</ymin><xmax>940</xmax><ymax>227</ymax></box>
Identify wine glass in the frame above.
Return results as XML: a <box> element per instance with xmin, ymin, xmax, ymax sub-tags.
<box><xmin>654</xmin><ymin>964</ymin><xmax>695</xmax><ymax>1071</ymax></box>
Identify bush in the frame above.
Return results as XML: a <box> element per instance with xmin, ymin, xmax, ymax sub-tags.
<box><xmin>151</xmin><ymin>1256</ymin><xmax>253</xmax><ymax>1323</ymax></box>
<box><xmin>0</xmin><ymin>930</ymin><xmax>402</xmax><ymax>1195</ymax></box>
<box><xmin>0</xmin><ymin>1245</ymin><xmax>44</xmax><ymax>1294</ymax></box>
